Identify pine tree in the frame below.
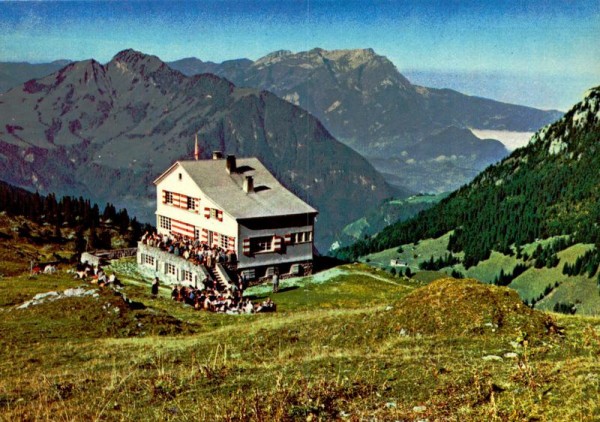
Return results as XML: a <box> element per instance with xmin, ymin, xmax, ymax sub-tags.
<box><xmin>75</xmin><ymin>227</ymin><xmax>86</xmax><ymax>253</ymax></box>
<box><xmin>99</xmin><ymin>229</ymin><xmax>112</xmax><ymax>250</ymax></box>
<box><xmin>53</xmin><ymin>220</ymin><xmax>61</xmax><ymax>240</ymax></box>
<box><xmin>88</xmin><ymin>226</ymin><xmax>99</xmax><ymax>250</ymax></box>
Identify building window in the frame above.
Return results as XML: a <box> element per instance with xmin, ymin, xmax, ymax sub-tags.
<box><xmin>178</xmin><ymin>173</ymin><xmax>182</xmax><ymax>181</ymax></box>
<box><xmin>182</xmin><ymin>270</ymin><xmax>193</xmax><ymax>283</ymax></box>
<box><xmin>204</xmin><ymin>207</ymin><xmax>223</xmax><ymax>221</ymax></box>
<box><xmin>159</xmin><ymin>216</ymin><xmax>171</xmax><ymax>230</ymax></box>
<box><xmin>166</xmin><ymin>263</ymin><xmax>176</xmax><ymax>276</ymax></box>
<box><xmin>144</xmin><ymin>255</ymin><xmax>155</xmax><ymax>266</ymax></box>
<box><xmin>187</xmin><ymin>197</ymin><xmax>195</xmax><ymax>210</ymax></box>
<box><xmin>165</xmin><ymin>191</ymin><xmax>173</xmax><ymax>204</ymax></box>
<box><xmin>251</xmin><ymin>236</ymin><xmax>273</xmax><ymax>253</ymax></box>
<box><xmin>219</xmin><ymin>233</ymin><xmax>229</xmax><ymax>250</ymax></box>
<box><xmin>293</xmin><ymin>231</ymin><xmax>312</xmax><ymax>244</ymax></box>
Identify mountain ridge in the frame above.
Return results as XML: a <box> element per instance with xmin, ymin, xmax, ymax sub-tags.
<box><xmin>0</xmin><ymin>49</ymin><xmax>397</xmax><ymax>250</ymax></box>
<box><xmin>166</xmin><ymin>47</ymin><xmax>562</xmax><ymax>193</ymax></box>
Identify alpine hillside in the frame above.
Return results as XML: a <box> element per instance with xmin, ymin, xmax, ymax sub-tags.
<box><xmin>168</xmin><ymin>48</ymin><xmax>563</xmax><ymax>192</ymax></box>
<box><xmin>336</xmin><ymin>86</ymin><xmax>600</xmax><ymax>314</ymax></box>
<box><xmin>0</xmin><ymin>179</ymin><xmax>148</xmax><ymax>276</ymax></box>
<box><xmin>0</xmin><ymin>49</ymin><xmax>397</xmax><ymax>251</ymax></box>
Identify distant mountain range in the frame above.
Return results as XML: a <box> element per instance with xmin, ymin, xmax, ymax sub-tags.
<box><xmin>167</xmin><ymin>48</ymin><xmax>563</xmax><ymax>192</ymax></box>
<box><xmin>0</xmin><ymin>49</ymin><xmax>398</xmax><ymax>251</ymax></box>
<box><xmin>0</xmin><ymin>50</ymin><xmax>563</xmax><ymax>194</ymax></box>
<box><xmin>0</xmin><ymin>60</ymin><xmax>72</xmax><ymax>93</ymax></box>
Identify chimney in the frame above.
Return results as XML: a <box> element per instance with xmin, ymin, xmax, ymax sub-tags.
<box><xmin>212</xmin><ymin>151</ymin><xmax>223</xmax><ymax>160</ymax></box>
<box><xmin>243</xmin><ymin>175</ymin><xmax>254</xmax><ymax>193</ymax></box>
<box><xmin>225</xmin><ymin>155</ymin><xmax>237</xmax><ymax>174</ymax></box>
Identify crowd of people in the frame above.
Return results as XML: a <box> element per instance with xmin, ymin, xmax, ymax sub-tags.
<box><xmin>141</xmin><ymin>230</ymin><xmax>276</xmax><ymax>313</ymax></box>
<box><xmin>74</xmin><ymin>262</ymin><xmax>122</xmax><ymax>288</ymax></box>
<box><xmin>168</xmin><ymin>283</ymin><xmax>275</xmax><ymax>314</ymax></box>
<box><xmin>69</xmin><ymin>230</ymin><xmax>277</xmax><ymax>314</ymax></box>
<box><xmin>141</xmin><ymin>231</ymin><xmax>235</xmax><ymax>269</ymax></box>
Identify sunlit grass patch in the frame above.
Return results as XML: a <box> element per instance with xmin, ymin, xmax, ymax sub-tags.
<box><xmin>1</xmin><ymin>257</ymin><xmax>599</xmax><ymax>420</ymax></box>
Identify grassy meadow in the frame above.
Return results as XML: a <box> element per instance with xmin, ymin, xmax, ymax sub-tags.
<box><xmin>0</xmin><ymin>260</ymin><xmax>599</xmax><ymax>420</ymax></box>
<box><xmin>362</xmin><ymin>232</ymin><xmax>600</xmax><ymax>316</ymax></box>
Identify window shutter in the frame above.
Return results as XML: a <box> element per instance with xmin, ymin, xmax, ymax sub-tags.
<box><xmin>228</xmin><ymin>236</ymin><xmax>235</xmax><ymax>251</ymax></box>
<box><xmin>201</xmin><ymin>228</ymin><xmax>208</xmax><ymax>243</ymax></box>
<box><xmin>273</xmin><ymin>235</ymin><xmax>283</xmax><ymax>252</ymax></box>
<box><xmin>217</xmin><ymin>210</ymin><xmax>223</xmax><ymax>222</ymax></box>
<box><xmin>204</xmin><ymin>207</ymin><xmax>211</xmax><ymax>219</ymax></box>
<box><xmin>172</xmin><ymin>193</ymin><xmax>178</xmax><ymax>207</ymax></box>
<box><xmin>284</xmin><ymin>233</ymin><xmax>292</xmax><ymax>245</ymax></box>
<box><xmin>195</xmin><ymin>198</ymin><xmax>200</xmax><ymax>213</ymax></box>
<box><xmin>161</xmin><ymin>190</ymin><xmax>167</xmax><ymax>204</ymax></box>
<box><xmin>242</xmin><ymin>238</ymin><xmax>251</xmax><ymax>256</ymax></box>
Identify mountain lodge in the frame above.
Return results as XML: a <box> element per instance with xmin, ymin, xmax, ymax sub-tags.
<box><xmin>137</xmin><ymin>151</ymin><xmax>317</xmax><ymax>285</ymax></box>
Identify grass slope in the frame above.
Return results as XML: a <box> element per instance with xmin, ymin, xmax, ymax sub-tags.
<box><xmin>509</xmin><ymin>244</ymin><xmax>597</xmax><ymax>303</ymax></box>
<box><xmin>361</xmin><ymin>231</ymin><xmax>455</xmax><ymax>272</ymax></box>
<box><xmin>0</xmin><ymin>261</ymin><xmax>599</xmax><ymax>420</ymax></box>
<box><xmin>362</xmin><ymin>232</ymin><xmax>600</xmax><ymax>315</ymax></box>
<box><xmin>0</xmin><ymin>213</ymin><xmax>75</xmax><ymax>276</ymax></box>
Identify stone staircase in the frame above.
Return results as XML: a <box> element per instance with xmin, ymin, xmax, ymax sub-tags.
<box><xmin>212</xmin><ymin>263</ymin><xmax>235</xmax><ymax>291</ymax></box>
<box><xmin>211</xmin><ymin>268</ymin><xmax>226</xmax><ymax>290</ymax></box>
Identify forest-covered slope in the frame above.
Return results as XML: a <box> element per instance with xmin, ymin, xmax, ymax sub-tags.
<box><xmin>336</xmin><ymin>86</ymin><xmax>600</xmax><ymax>268</ymax></box>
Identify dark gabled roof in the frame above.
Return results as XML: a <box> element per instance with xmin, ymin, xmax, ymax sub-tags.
<box><xmin>155</xmin><ymin>158</ymin><xmax>317</xmax><ymax>219</ymax></box>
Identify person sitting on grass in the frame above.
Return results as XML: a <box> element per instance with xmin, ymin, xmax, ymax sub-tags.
<box><xmin>97</xmin><ymin>269</ymin><xmax>107</xmax><ymax>286</ymax></box>
<box><xmin>108</xmin><ymin>273</ymin><xmax>122</xmax><ymax>287</ymax></box>
<box><xmin>256</xmin><ymin>297</ymin><xmax>276</xmax><ymax>313</ymax></box>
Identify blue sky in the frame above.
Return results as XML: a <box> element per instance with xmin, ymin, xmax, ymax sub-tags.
<box><xmin>1</xmin><ymin>0</ymin><xmax>598</xmax><ymax>110</ymax></box>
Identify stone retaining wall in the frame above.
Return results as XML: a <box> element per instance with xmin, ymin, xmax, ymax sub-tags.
<box><xmin>137</xmin><ymin>242</ymin><xmax>209</xmax><ymax>287</ymax></box>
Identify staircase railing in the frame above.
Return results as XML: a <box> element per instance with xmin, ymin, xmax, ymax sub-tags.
<box><xmin>215</xmin><ymin>263</ymin><xmax>233</xmax><ymax>289</ymax></box>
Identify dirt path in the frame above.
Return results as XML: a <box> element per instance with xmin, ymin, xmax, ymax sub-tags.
<box><xmin>352</xmin><ymin>271</ymin><xmax>416</xmax><ymax>289</ymax></box>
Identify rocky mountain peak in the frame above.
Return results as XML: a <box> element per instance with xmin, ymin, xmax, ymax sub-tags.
<box><xmin>572</xmin><ymin>86</ymin><xmax>600</xmax><ymax>127</ymax></box>
<box><xmin>529</xmin><ymin>85</ymin><xmax>600</xmax><ymax>156</ymax></box>
<box><xmin>318</xmin><ymin>47</ymin><xmax>377</xmax><ymax>64</ymax></box>
<box><xmin>254</xmin><ymin>50</ymin><xmax>294</xmax><ymax>66</ymax></box>
<box><xmin>19</xmin><ymin>58</ymin><xmax>107</xmax><ymax>96</ymax></box>
<box><xmin>298</xmin><ymin>47</ymin><xmax>379</xmax><ymax>69</ymax></box>
<box><xmin>109</xmin><ymin>49</ymin><xmax>167</xmax><ymax>75</ymax></box>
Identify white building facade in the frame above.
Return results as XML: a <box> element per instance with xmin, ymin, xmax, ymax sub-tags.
<box><xmin>140</xmin><ymin>154</ymin><xmax>317</xmax><ymax>282</ymax></box>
